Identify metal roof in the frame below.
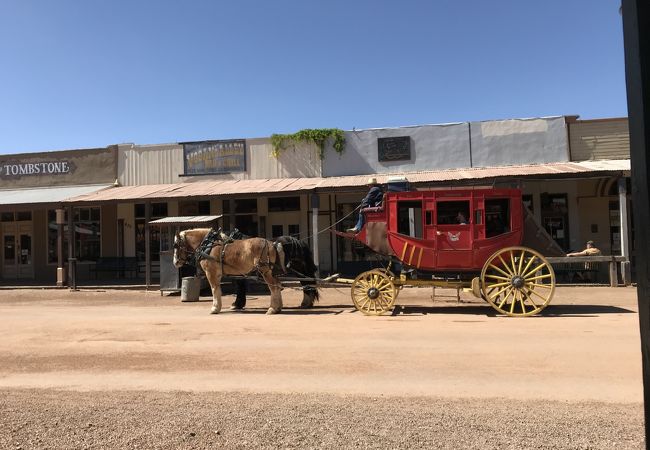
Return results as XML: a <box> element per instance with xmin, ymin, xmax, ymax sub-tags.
<box><xmin>62</xmin><ymin>159</ymin><xmax>630</xmax><ymax>203</ymax></box>
<box><xmin>149</xmin><ymin>215</ymin><xmax>222</xmax><ymax>226</ymax></box>
<box><xmin>0</xmin><ymin>184</ymin><xmax>112</xmax><ymax>206</ymax></box>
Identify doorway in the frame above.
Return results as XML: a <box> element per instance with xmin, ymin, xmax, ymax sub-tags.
<box><xmin>2</xmin><ymin>219</ymin><xmax>34</xmax><ymax>279</ymax></box>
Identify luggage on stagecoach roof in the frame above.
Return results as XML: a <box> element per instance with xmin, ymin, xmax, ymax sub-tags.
<box><xmin>386</xmin><ymin>176</ymin><xmax>410</xmax><ymax>192</ymax></box>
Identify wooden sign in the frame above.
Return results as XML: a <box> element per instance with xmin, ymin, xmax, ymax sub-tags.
<box><xmin>378</xmin><ymin>136</ymin><xmax>411</xmax><ymax>162</ymax></box>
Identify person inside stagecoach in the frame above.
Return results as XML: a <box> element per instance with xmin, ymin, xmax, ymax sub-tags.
<box><xmin>455</xmin><ymin>211</ymin><xmax>468</xmax><ymax>225</ymax></box>
<box><xmin>346</xmin><ymin>177</ymin><xmax>384</xmax><ymax>234</ymax></box>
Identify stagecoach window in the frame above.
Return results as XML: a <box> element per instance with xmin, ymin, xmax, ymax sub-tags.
<box><xmin>436</xmin><ymin>201</ymin><xmax>470</xmax><ymax>225</ymax></box>
<box><xmin>425</xmin><ymin>211</ymin><xmax>433</xmax><ymax>226</ymax></box>
<box><xmin>485</xmin><ymin>198</ymin><xmax>510</xmax><ymax>238</ymax></box>
<box><xmin>1</xmin><ymin>212</ymin><xmax>14</xmax><ymax>222</ymax></box>
<box><xmin>397</xmin><ymin>201</ymin><xmax>423</xmax><ymax>238</ymax></box>
<box><xmin>475</xmin><ymin>210</ymin><xmax>482</xmax><ymax>225</ymax></box>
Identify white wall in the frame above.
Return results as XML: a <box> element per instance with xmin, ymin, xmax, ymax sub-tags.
<box><xmin>323</xmin><ymin>117</ymin><xmax>570</xmax><ymax>177</ymax></box>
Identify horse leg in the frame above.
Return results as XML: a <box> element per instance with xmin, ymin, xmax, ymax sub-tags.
<box><xmin>202</xmin><ymin>262</ymin><xmax>222</xmax><ymax>314</ymax></box>
<box><xmin>232</xmin><ymin>279</ymin><xmax>247</xmax><ymax>310</ymax></box>
<box><xmin>300</xmin><ymin>283</ymin><xmax>319</xmax><ymax>308</ymax></box>
<box><xmin>261</xmin><ymin>270</ymin><xmax>283</xmax><ymax>315</ymax></box>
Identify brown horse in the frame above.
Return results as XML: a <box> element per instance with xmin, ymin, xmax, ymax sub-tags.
<box><xmin>173</xmin><ymin>228</ymin><xmax>284</xmax><ymax>315</ymax></box>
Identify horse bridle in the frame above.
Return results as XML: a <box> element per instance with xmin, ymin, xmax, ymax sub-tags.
<box><xmin>174</xmin><ymin>228</ymin><xmax>223</xmax><ymax>267</ymax></box>
<box><xmin>173</xmin><ymin>233</ymin><xmax>196</xmax><ymax>266</ymax></box>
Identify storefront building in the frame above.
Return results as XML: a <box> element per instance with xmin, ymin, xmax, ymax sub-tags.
<box><xmin>0</xmin><ymin>147</ymin><xmax>117</xmax><ymax>283</ymax></box>
<box><xmin>0</xmin><ymin>115</ymin><xmax>631</xmax><ymax>284</ymax></box>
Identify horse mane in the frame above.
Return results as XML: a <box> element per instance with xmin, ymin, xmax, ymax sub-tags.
<box><xmin>276</xmin><ymin>236</ymin><xmax>317</xmax><ymax>277</ymax></box>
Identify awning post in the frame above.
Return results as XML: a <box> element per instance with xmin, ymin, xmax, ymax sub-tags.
<box><xmin>56</xmin><ymin>208</ymin><xmax>65</xmax><ymax>287</ymax></box>
<box><xmin>311</xmin><ymin>193</ymin><xmax>320</xmax><ymax>277</ymax></box>
<box><xmin>618</xmin><ymin>177</ymin><xmax>632</xmax><ymax>286</ymax></box>
<box><xmin>67</xmin><ymin>206</ymin><xmax>75</xmax><ymax>286</ymax></box>
<box><xmin>145</xmin><ymin>202</ymin><xmax>151</xmax><ymax>289</ymax></box>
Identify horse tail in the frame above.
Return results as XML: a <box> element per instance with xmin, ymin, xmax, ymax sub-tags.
<box><xmin>273</xmin><ymin>241</ymin><xmax>286</xmax><ymax>274</ymax></box>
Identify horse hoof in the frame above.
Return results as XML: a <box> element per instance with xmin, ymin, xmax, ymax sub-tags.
<box><xmin>210</xmin><ymin>307</ymin><xmax>221</xmax><ymax>314</ymax></box>
<box><xmin>266</xmin><ymin>307</ymin><xmax>281</xmax><ymax>315</ymax></box>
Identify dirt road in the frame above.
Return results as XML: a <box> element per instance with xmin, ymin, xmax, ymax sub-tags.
<box><xmin>0</xmin><ymin>286</ymin><xmax>644</xmax><ymax>448</ymax></box>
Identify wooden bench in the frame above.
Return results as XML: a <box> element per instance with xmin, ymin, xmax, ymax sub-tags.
<box><xmin>546</xmin><ymin>256</ymin><xmax>628</xmax><ymax>287</ymax></box>
<box><xmin>90</xmin><ymin>257</ymin><xmax>141</xmax><ymax>279</ymax></box>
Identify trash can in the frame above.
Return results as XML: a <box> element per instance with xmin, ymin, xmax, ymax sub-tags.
<box><xmin>181</xmin><ymin>276</ymin><xmax>200</xmax><ymax>302</ymax></box>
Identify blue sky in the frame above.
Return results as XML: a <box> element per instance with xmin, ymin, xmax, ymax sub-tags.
<box><xmin>0</xmin><ymin>1</ymin><xmax>626</xmax><ymax>154</ymax></box>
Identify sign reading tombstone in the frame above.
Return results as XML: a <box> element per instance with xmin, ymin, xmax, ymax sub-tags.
<box><xmin>183</xmin><ymin>140</ymin><xmax>246</xmax><ymax>175</ymax></box>
<box><xmin>378</xmin><ymin>136</ymin><xmax>411</xmax><ymax>162</ymax></box>
<box><xmin>0</xmin><ymin>160</ymin><xmax>77</xmax><ymax>179</ymax></box>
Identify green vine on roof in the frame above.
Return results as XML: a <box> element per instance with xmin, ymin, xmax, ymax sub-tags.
<box><xmin>271</xmin><ymin>128</ymin><xmax>346</xmax><ymax>159</ymax></box>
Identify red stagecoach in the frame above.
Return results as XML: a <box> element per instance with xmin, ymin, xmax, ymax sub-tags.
<box><xmin>335</xmin><ymin>187</ymin><xmax>563</xmax><ymax>317</ymax></box>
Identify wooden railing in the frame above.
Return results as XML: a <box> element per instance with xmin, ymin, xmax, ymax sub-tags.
<box><xmin>546</xmin><ymin>256</ymin><xmax>629</xmax><ymax>287</ymax></box>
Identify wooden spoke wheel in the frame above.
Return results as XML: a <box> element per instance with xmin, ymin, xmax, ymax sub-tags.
<box><xmin>351</xmin><ymin>270</ymin><xmax>397</xmax><ymax>315</ymax></box>
<box><xmin>480</xmin><ymin>246</ymin><xmax>555</xmax><ymax>317</ymax></box>
<box><xmin>376</xmin><ymin>268</ymin><xmax>401</xmax><ymax>299</ymax></box>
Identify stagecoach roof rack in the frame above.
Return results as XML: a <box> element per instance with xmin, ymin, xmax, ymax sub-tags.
<box><xmin>148</xmin><ymin>215</ymin><xmax>223</xmax><ymax>226</ymax></box>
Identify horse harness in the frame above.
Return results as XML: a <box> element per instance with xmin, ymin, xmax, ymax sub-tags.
<box><xmin>193</xmin><ymin>228</ymin><xmax>278</xmax><ymax>277</ymax></box>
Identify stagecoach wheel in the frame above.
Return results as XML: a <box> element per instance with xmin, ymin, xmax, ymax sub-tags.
<box><xmin>376</xmin><ymin>268</ymin><xmax>401</xmax><ymax>299</ymax></box>
<box><xmin>351</xmin><ymin>270</ymin><xmax>396</xmax><ymax>316</ymax></box>
<box><xmin>480</xmin><ymin>246</ymin><xmax>555</xmax><ymax>317</ymax></box>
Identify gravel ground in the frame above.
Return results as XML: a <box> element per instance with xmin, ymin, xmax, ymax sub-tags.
<box><xmin>0</xmin><ymin>389</ymin><xmax>644</xmax><ymax>450</ymax></box>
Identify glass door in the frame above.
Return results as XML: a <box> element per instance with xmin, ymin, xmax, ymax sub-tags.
<box><xmin>2</xmin><ymin>222</ymin><xmax>34</xmax><ymax>279</ymax></box>
<box><xmin>3</xmin><ymin>233</ymin><xmax>17</xmax><ymax>278</ymax></box>
<box><xmin>18</xmin><ymin>232</ymin><xmax>32</xmax><ymax>278</ymax></box>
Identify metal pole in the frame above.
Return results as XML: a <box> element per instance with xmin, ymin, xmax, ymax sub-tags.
<box><xmin>56</xmin><ymin>208</ymin><xmax>64</xmax><ymax>287</ymax></box>
<box><xmin>618</xmin><ymin>177</ymin><xmax>632</xmax><ymax>285</ymax></box>
<box><xmin>622</xmin><ymin>0</ymin><xmax>650</xmax><ymax>445</ymax></box>
<box><xmin>67</xmin><ymin>206</ymin><xmax>74</xmax><ymax>286</ymax></box>
<box><xmin>145</xmin><ymin>201</ymin><xmax>151</xmax><ymax>289</ymax></box>
<box><xmin>311</xmin><ymin>193</ymin><xmax>320</xmax><ymax>277</ymax></box>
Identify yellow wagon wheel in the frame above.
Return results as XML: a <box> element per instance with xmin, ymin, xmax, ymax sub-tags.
<box><xmin>480</xmin><ymin>246</ymin><xmax>555</xmax><ymax>317</ymax></box>
<box><xmin>376</xmin><ymin>268</ymin><xmax>401</xmax><ymax>299</ymax></box>
<box><xmin>351</xmin><ymin>270</ymin><xmax>397</xmax><ymax>315</ymax></box>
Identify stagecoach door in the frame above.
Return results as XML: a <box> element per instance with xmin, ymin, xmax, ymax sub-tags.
<box><xmin>434</xmin><ymin>199</ymin><xmax>472</xmax><ymax>268</ymax></box>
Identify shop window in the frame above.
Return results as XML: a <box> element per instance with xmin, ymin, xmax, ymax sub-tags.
<box><xmin>288</xmin><ymin>224</ymin><xmax>300</xmax><ymax>237</ymax></box>
<box><xmin>485</xmin><ymin>198</ymin><xmax>510</xmax><ymax>238</ymax></box>
<box><xmin>74</xmin><ymin>207</ymin><xmax>101</xmax><ymax>261</ymax></box>
<box><xmin>437</xmin><ymin>201</ymin><xmax>470</xmax><ymax>225</ymax></box>
<box><xmin>268</xmin><ymin>196</ymin><xmax>300</xmax><ymax>212</ymax></box>
<box><xmin>47</xmin><ymin>210</ymin><xmax>69</xmax><ymax>264</ymax></box>
<box><xmin>234</xmin><ymin>199</ymin><xmax>257</xmax><ymax>214</ymax></box>
<box><xmin>135</xmin><ymin>203</ymin><xmax>168</xmax><ymax>261</ymax></box>
<box><xmin>541</xmin><ymin>193</ymin><xmax>569</xmax><ymax>251</ymax></box>
<box><xmin>397</xmin><ymin>201</ymin><xmax>423</xmax><ymax>238</ymax></box>
<box><xmin>234</xmin><ymin>215</ymin><xmax>258</xmax><ymax>237</ymax></box>
<box><xmin>522</xmin><ymin>195</ymin><xmax>534</xmax><ymax>213</ymax></box>
<box><xmin>271</xmin><ymin>225</ymin><xmax>283</xmax><ymax>238</ymax></box>
<box><xmin>337</xmin><ymin>202</ymin><xmax>375</xmax><ymax>263</ymax></box>
<box><xmin>16</xmin><ymin>211</ymin><xmax>32</xmax><ymax>221</ymax></box>
<box><xmin>179</xmin><ymin>200</ymin><xmax>210</xmax><ymax>216</ymax></box>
